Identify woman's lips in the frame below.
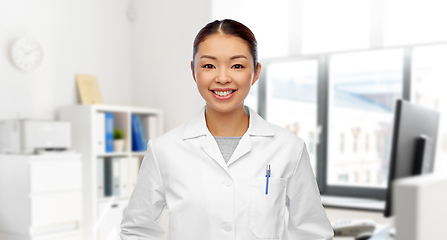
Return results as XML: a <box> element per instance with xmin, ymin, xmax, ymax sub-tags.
<box><xmin>210</xmin><ymin>90</ymin><xmax>236</xmax><ymax>100</ymax></box>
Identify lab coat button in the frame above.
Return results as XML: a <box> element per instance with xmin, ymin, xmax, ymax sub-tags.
<box><xmin>224</xmin><ymin>181</ymin><xmax>232</xmax><ymax>187</ymax></box>
<box><xmin>223</xmin><ymin>224</ymin><xmax>232</xmax><ymax>232</ymax></box>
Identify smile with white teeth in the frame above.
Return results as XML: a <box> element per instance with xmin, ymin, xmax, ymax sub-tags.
<box><xmin>213</xmin><ymin>90</ymin><xmax>235</xmax><ymax>96</ymax></box>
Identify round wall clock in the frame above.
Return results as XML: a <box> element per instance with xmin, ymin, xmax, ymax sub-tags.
<box><xmin>11</xmin><ymin>37</ymin><xmax>43</xmax><ymax>71</ymax></box>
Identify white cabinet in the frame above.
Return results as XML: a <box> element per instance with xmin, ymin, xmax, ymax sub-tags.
<box><xmin>58</xmin><ymin>104</ymin><xmax>163</xmax><ymax>240</ymax></box>
<box><xmin>0</xmin><ymin>154</ymin><xmax>83</xmax><ymax>240</ymax></box>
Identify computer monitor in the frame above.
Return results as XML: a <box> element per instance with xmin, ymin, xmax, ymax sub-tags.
<box><xmin>384</xmin><ymin>99</ymin><xmax>440</xmax><ymax>217</ymax></box>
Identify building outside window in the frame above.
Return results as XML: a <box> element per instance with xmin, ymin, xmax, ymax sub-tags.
<box><xmin>327</xmin><ymin>49</ymin><xmax>403</xmax><ymax>187</ymax></box>
<box><xmin>411</xmin><ymin>44</ymin><xmax>447</xmax><ymax>174</ymax></box>
<box><xmin>340</xmin><ymin>133</ymin><xmax>345</xmax><ymax>153</ymax></box>
<box><xmin>265</xmin><ymin>60</ymin><xmax>319</xmax><ymax>173</ymax></box>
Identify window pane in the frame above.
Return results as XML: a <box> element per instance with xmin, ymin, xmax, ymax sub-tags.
<box><xmin>265</xmin><ymin>60</ymin><xmax>318</xmax><ymax>173</ymax></box>
<box><xmin>328</xmin><ymin>49</ymin><xmax>404</xmax><ymax>188</ymax></box>
<box><xmin>302</xmin><ymin>0</ymin><xmax>370</xmax><ymax>54</ymax></box>
<box><xmin>384</xmin><ymin>0</ymin><xmax>447</xmax><ymax>46</ymax></box>
<box><xmin>412</xmin><ymin>44</ymin><xmax>447</xmax><ymax>174</ymax></box>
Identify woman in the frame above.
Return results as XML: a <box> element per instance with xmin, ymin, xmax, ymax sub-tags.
<box><xmin>120</xmin><ymin>19</ymin><xmax>334</xmax><ymax>240</ymax></box>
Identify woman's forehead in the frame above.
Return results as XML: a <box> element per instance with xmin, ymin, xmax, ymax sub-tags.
<box><xmin>196</xmin><ymin>34</ymin><xmax>251</xmax><ymax>58</ymax></box>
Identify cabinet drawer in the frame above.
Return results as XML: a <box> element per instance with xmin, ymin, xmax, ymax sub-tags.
<box><xmin>97</xmin><ymin>200</ymin><xmax>128</xmax><ymax>240</ymax></box>
<box><xmin>30</xmin><ymin>158</ymin><xmax>81</xmax><ymax>193</ymax></box>
<box><xmin>31</xmin><ymin>191</ymin><xmax>82</xmax><ymax>228</ymax></box>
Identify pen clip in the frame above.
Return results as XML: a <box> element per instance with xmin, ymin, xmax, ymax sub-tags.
<box><xmin>266</xmin><ymin>164</ymin><xmax>271</xmax><ymax>176</ymax></box>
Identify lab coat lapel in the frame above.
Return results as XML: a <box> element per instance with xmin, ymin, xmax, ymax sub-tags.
<box><xmin>226</xmin><ymin>106</ymin><xmax>274</xmax><ymax>166</ymax></box>
<box><xmin>226</xmin><ymin>130</ymin><xmax>251</xmax><ymax>167</ymax></box>
<box><xmin>200</xmin><ymin>131</ymin><xmax>230</xmax><ymax>174</ymax></box>
<box><xmin>183</xmin><ymin>106</ymin><xmax>230</xmax><ymax>175</ymax></box>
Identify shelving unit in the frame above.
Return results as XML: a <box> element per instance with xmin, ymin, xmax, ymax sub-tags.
<box><xmin>58</xmin><ymin>104</ymin><xmax>163</xmax><ymax>240</ymax></box>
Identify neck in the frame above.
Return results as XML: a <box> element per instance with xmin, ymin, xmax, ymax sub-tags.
<box><xmin>205</xmin><ymin>104</ymin><xmax>249</xmax><ymax>137</ymax></box>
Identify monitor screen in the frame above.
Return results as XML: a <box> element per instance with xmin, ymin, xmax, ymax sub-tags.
<box><xmin>384</xmin><ymin>99</ymin><xmax>440</xmax><ymax>217</ymax></box>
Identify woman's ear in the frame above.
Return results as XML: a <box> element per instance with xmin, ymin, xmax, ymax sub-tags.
<box><xmin>251</xmin><ymin>62</ymin><xmax>262</xmax><ymax>85</ymax></box>
<box><xmin>191</xmin><ymin>61</ymin><xmax>197</xmax><ymax>83</ymax></box>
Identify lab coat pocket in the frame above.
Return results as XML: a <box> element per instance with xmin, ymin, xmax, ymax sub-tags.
<box><xmin>249</xmin><ymin>177</ymin><xmax>287</xmax><ymax>239</ymax></box>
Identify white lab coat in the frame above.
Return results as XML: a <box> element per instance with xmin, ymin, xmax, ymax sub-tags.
<box><xmin>120</xmin><ymin>105</ymin><xmax>334</xmax><ymax>240</ymax></box>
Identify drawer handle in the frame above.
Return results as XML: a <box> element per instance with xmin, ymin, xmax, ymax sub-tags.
<box><xmin>111</xmin><ymin>204</ymin><xmax>119</xmax><ymax>208</ymax></box>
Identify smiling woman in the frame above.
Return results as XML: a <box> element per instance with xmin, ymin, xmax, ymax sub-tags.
<box><xmin>120</xmin><ymin>19</ymin><xmax>334</xmax><ymax>240</ymax></box>
<box><xmin>191</xmin><ymin>32</ymin><xmax>261</xmax><ymax>136</ymax></box>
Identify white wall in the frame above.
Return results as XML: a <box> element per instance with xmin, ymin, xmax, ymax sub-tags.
<box><xmin>0</xmin><ymin>0</ymin><xmax>133</xmax><ymax>120</ymax></box>
<box><xmin>131</xmin><ymin>0</ymin><xmax>211</xmax><ymax>132</ymax></box>
<box><xmin>0</xmin><ymin>0</ymin><xmax>213</xmax><ymax>131</ymax></box>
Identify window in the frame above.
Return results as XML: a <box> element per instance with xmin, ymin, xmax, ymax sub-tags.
<box><xmin>327</xmin><ymin>49</ymin><xmax>403</xmax><ymax>188</ymax></box>
<box><xmin>340</xmin><ymin>133</ymin><xmax>345</xmax><ymax>153</ymax></box>
<box><xmin>338</xmin><ymin>174</ymin><xmax>349</xmax><ymax>183</ymax></box>
<box><xmin>411</xmin><ymin>44</ymin><xmax>447</xmax><ymax>174</ymax></box>
<box><xmin>265</xmin><ymin>60</ymin><xmax>319</xmax><ymax>172</ymax></box>
<box><xmin>365</xmin><ymin>134</ymin><xmax>370</xmax><ymax>152</ymax></box>
<box><xmin>352</xmin><ymin>128</ymin><xmax>360</xmax><ymax>153</ymax></box>
<box><xmin>308</xmin><ymin>132</ymin><xmax>315</xmax><ymax>154</ymax></box>
<box><xmin>213</xmin><ymin>0</ymin><xmax>447</xmax><ymax>200</ymax></box>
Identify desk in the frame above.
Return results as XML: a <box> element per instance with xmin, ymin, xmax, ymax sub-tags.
<box><xmin>324</xmin><ymin>207</ymin><xmax>394</xmax><ymax>240</ymax></box>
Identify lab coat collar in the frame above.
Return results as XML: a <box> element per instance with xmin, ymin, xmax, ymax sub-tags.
<box><xmin>182</xmin><ymin>105</ymin><xmax>274</xmax><ymax>140</ymax></box>
<box><xmin>183</xmin><ymin>105</ymin><xmax>274</xmax><ymax>173</ymax></box>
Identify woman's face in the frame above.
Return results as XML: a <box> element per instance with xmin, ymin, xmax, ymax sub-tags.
<box><xmin>191</xmin><ymin>34</ymin><xmax>261</xmax><ymax>114</ymax></box>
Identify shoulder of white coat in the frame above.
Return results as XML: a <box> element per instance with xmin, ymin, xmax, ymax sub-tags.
<box><xmin>266</xmin><ymin>122</ymin><xmax>306</xmax><ymax>151</ymax></box>
<box><xmin>149</xmin><ymin>121</ymin><xmax>187</xmax><ymax>148</ymax></box>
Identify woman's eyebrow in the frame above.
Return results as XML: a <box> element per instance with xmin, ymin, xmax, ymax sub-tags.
<box><xmin>230</xmin><ymin>55</ymin><xmax>247</xmax><ymax>60</ymax></box>
<box><xmin>200</xmin><ymin>55</ymin><xmax>247</xmax><ymax>60</ymax></box>
<box><xmin>200</xmin><ymin>55</ymin><xmax>216</xmax><ymax>60</ymax></box>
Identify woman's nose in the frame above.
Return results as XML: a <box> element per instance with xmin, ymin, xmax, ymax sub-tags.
<box><xmin>216</xmin><ymin>69</ymin><xmax>231</xmax><ymax>84</ymax></box>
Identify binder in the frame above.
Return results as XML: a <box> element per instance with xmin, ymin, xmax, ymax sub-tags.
<box><xmin>136</xmin><ymin>116</ymin><xmax>147</xmax><ymax>151</ymax></box>
<box><xmin>131</xmin><ymin>114</ymin><xmax>142</xmax><ymax>151</ymax></box>
<box><xmin>97</xmin><ymin>158</ymin><xmax>105</xmax><ymax>198</ymax></box>
<box><xmin>120</xmin><ymin>158</ymin><xmax>128</xmax><ymax>198</ymax></box>
<box><xmin>105</xmin><ymin>113</ymin><xmax>114</xmax><ymax>152</ymax></box>
<box><xmin>104</xmin><ymin>157</ymin><xmax>120</xmax><ymax>196</ymax></box>
<box><xmin>112</xmin><ymin>157</ymin><xmax>120</xmax><ymax>196</ymax></box>
<box><xmin>96</xmin><ymin>112</ymin><xmax>106</xmax><ymax>154</ymax></box>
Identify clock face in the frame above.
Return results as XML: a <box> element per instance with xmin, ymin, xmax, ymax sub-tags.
<box><xmin>11</xmin><ymin>38</ymin><xmax>43</xmax><ymax>71</ymax></box>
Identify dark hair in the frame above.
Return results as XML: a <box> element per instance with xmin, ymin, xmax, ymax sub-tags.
<box><xmin>192</xmin><ymin>19</ymin><xmax>258</xmax><ymax>70</ymax></box>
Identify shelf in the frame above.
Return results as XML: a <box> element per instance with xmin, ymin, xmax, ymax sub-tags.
<box><xmin>131</xmin><ymin>152</ymin><xmax>146</xmax><ymax>157</ymax></box>
<box><xmin>97</xmin><ymin>196</ymin><xmax>129</xmax><ymax>203</ymax></box>
<box><xmin>97</xmin><ymin>152</ymin><xmax>129</xmax><ymax>158</ymax></box>
<box><xmin>58</xmin><ymin>104</ymin><xmax>163</xmax><ymax>240</ymax></box>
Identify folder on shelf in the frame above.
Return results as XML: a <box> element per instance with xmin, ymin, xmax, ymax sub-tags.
<box><xmin>105</xmin><ymin>112</ymin><xmax>114</xmax><ymax>152</ymax></box>
<box><xmin>104</xmin><ymin>157</ymin><xmax>120</xmax><ymax>196</ymax></box>
<box><xmin>97</xmin><ymin>158</ymin><xmax>105</xmax><ymax>198</ymax></box>
<box><xmin>120</xmin><ymin>158</ymin><xmax>128</xmax><ymax>198</ymax></box>
<box><xmin>131</xmin><ymin>114</ymin><xmax>142</xmax><ymax>152</ymax></box>
<box><xmin>96</xmin><ymin>112</ymin><xmax>106</xmax><ymax>154</ymax></box>
<box><xmin>136</xmin><ymin>116</ymin><xmax>147</xmax><ymax>151</ymax></box>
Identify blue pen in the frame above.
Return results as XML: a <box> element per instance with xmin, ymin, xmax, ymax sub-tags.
<box><xmin>265</xmin><ymin>164</ymin><xmax>271</xmax><ymax>195</ymax></box>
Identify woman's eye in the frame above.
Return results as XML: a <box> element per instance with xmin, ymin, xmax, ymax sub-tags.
<box><xmin>232</xmin><ymin>64</ymin><xmax>244</xmax><ymax>69</ymax></box>
<box><xmin>203</xmin><ymin>64</ymin><xmax>214</xmax><ymax>69</ymax></box>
